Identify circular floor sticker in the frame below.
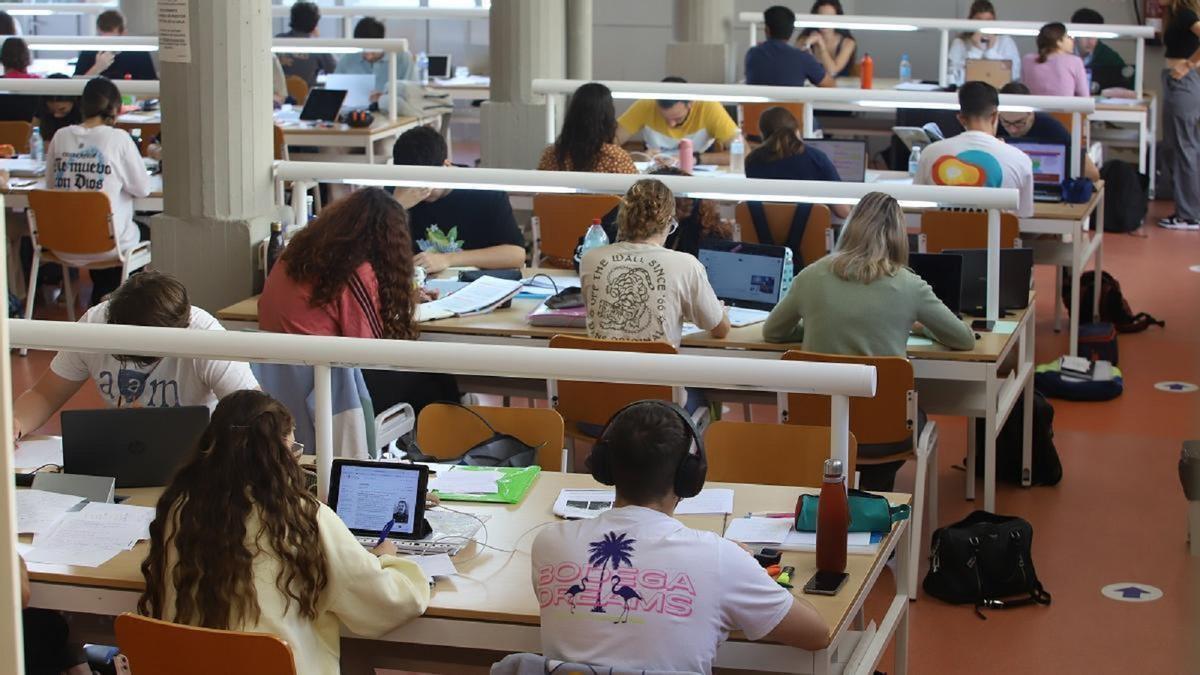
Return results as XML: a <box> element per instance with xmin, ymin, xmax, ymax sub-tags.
<box><xmin>1155</xmin><ymin>381</ymin><xmax>1199</xmax><ymax>393</ymax></box>
<box><xmin>1190</xmin><ymin>265</ymin><xmax>1200</xmax><ymax>273</ymax></box>
<box><xmin>1101</xmin><ymin>583</ymin><xmax>1163</xmax><ymax>602</ymax></box>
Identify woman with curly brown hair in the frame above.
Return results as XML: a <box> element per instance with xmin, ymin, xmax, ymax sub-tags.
<box><xmin>258</xmin><ymin>187</ymin><xmax>459</xmax><ymax>412</ymax></box>
<box><xmin>139</xmin><ymin>390</ymin><xmax>429</xmax><ymax>675</ymax></box>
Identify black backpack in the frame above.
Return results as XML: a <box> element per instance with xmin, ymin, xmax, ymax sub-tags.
<box><xmin>1099</xmin><ymin>159</ymin><xmax>1148</xmax><ymax>233</ymax></box>
<box><xmin>400</xmin><ymin>403</ymin><xmax>542</xmax><ymax>467</ymax></box>
<box><xmin>1061</xmin><ymin>270</ymin><xmax>1164</xmax><ymax>333</ymax></box>
<box><xmin>923</xmin><ymin>511</ymin><xmax>1052</xmax><ymax>618</ymax></box>
<box><xmin>973</xmin><ymin>391</ymin><xmax>1062</xmax><ymax>486</ymax></box>
<box><xmin>746</xmin><ymin>201</ymin><xmax>813</xmax><ymax>274</ymax></box>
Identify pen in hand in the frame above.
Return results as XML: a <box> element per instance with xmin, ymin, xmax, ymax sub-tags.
<box><xmin>375</xmin><ymin>519</ymin><xmax>396</xmax><ymax>548</ymax></box>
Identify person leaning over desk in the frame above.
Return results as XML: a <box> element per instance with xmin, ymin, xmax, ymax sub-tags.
<box><xmin>532</xmin><ymin>401</ymin><xmax>828</xmax><ymax>674</ymax></box>
<box><xmin>615</xmin><ymin>77</ymin><xmax>740</xmax><ymax>154</ymax></box>
<box><xmin>139</xmin><ymin>390</ymin><xmax>429</xmax><ymax>675</ymax></box>
<box><xmin>12</xmin><ymin>272</ymin><xmax>260</xmax><ymax>442</ymax></box>
<box><xmin>998</xmin><ymin>81</ymin><xmax>1101</xmax><ymax>182</ymax></box>
<box><xmin>335</xmin><ymin>16</ymin><xmax>413</xmax><ymax>108</ymax></box>
<box><xmin>763</xmin><ymin>192</ymin><xmax>974</xmax><ymax>490</ymax></box>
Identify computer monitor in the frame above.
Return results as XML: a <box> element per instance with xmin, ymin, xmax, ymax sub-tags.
<box><xmin>908</xmin><ymin>252</ymin><xmax>963</xmax><ymax>316</ymax></box>
<box><xmin>1007</xmin><ymin>141</ymin><xmax>1068</xmax><ymax>188</ymax></box>
<box><xmin>426</xmin><ymin>54</ymin><xmax>452</xmax><ymax>79</ymax></box>
<box><xmin>299</xmin><ymin>87</ymin><xmax>348</xmax><ymax>122</ymax></box>
<box><xmin>327</xmin><ymin>460</ymin><xmax>429</xmax><ymax>540</ymax></box>
<box><xmin>697</xmin><ymin>239</ymin><xmax>788</xmax><ymax>311</ymax></box>
<box><xmin>944</xmin><ymin>247</ymin><xmax>1035</xmax><ymax>314</ymax></box>
<box><xmin>61</xmin><ymin>406</ymin><xmax>210</xmax><ymax>488</ymax></box>
<box><xmin>804</xmin><ymin>139</ymin><xmax>867</xmax><ymax>183</ymax></box>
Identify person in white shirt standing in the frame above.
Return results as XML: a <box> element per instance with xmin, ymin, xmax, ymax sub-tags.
<box><xmin>914</xmin><ymin>81</ymin><xmax>1035</xmax><ymax>218</ymax></box>
<box><xmin>531</xmin><ymin>401</ymin><xmax>828</xmax><ymax>674</ymax></box>
<box><xmin>44</xmin><ymin>76</ymin><xmax>152</xmax><ymax>305</ymax></box>
<box><xmin>12</xmin><ymin>272</ymin><xmax>259</xmax><ymax>441</ymax></box>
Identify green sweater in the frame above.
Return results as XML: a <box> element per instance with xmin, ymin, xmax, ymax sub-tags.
<box><xmin>762</xmin><ymin>256</ymin><xmax>976</xmax><ymax>355</ymax></box>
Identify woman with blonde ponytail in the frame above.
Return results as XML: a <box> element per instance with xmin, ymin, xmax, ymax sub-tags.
<box><xmin>581</xmin><ymin>178</ymin><xmax>730</xmax><ymax>348</ymax></box>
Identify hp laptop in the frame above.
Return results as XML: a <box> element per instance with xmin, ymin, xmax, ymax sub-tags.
<box><xmin>965</xmin><ymin>58</ymin><xmax>1014</xmax><ymax>88</ymax></box>
<box><xmin>61</xmin><ymin>406</ymin><xmax>210</xmax><ymax>488</ymax></box>
<box><xmin>328</xmin><ymin>459</ymin><xmax>482</xmax><ymax>556</ymax></box>
<box><xmin>804</xmin><ymin>139</ymin><xmax>868</xmax><ymax>183</ymax></box>
<box><xmin>299</xmin><ymin>87</ymin><xmax>348</xmax><ymax>122</ymax></box>
<box><xmin>426</xmin><ymin>54</ymin><xmax>452</xmax><ymax>79</ymax></box>
<box><xmin>322</xmin><ymin>74</ymin><xmax>374</xmax><ymax>110</ymax></box>
<box><xmin>908</xmin><ymin>252</ymin><xmax>964</xmax><ymax>316</ymax></box>
<box><xmin>944</xmin><ymin>247</ymin><xmax>1035</xmax><ymax>315</ymax></box>
<box><xmin>1008</xmin><ymin>141</ymin><xmax>1068</xmax><ymax>202</ymax></box>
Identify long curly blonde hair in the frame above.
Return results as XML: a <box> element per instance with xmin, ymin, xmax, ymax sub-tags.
<box><xmin>617</xmin><ymin>179</ymin><xmax>676</xmax><ymax>242</ymax></box>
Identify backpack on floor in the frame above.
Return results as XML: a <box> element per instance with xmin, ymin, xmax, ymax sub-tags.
<box><xmin>973</xmin><ymin>391</ymin><xmax>1062</xmax><ymax>486</ymax></box>
<box><xmin>1062</xmin><ymin>270</ymin><xmax>1164</xmax><ymax>333</ymax></box>
<box><xmin>1035</xmin><ymin>359</ymin><xmax>1124</xmax><ymax>402</ymax></box>
<box><xmin>1099</xmin><ymin>159</ymin><xmax>1148</xmax><ymax>233</ymax></box>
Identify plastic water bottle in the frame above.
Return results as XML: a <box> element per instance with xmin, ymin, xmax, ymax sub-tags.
<box><xmin>29</xmin><ymin>126</ymin><xmax>43</xmax><ymax>163</ymax></box>
<box><xmin>899</xmin><ymin>53</ymin><xmax>912</xmax><ymax>82</ymax></box>
<box><xmin>729</xmin><ymin>130</ymin><xmax>746</xmax><ymax>175</ymax></box>
<box><xmin>417</xmin><ymin>51</ymin><xmax>429</xmax><ymax>85</ymax></box>
<box><xmin>908</xmin><ymin>144</ymin><xmax>922</xmax><ymax>177</ymax></box>
<box><xmin>579</xmin><ymin>219</ymin><xmax>609</xmax><ymax>260</ymax></box>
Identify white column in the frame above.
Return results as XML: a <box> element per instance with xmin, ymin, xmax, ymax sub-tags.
<box><xmin>150</xmin><ymin>0</ymin><xmax>282</xmax><ymax>310</ymax></box>
<box><xmin>480</xmin><ymin>0</ymin><xmax>567</xmax><ymax>169</ymax></box>
<box><xmin>118</xmin><ymin>0</ymin><xmax>158</xmax><ymax>35</ymax></box>
<box><xmin>677</xmin><ymin>0</ymin><xmax>732</xmax><ymax>44</ymax></box>
<box><xmin>566</xmin><ymin>0</ymin><xmax>593</xmax><ymax>81</ymax></box>
<box><xmin>0</xmin><ymin>195</ymin><xmax>22</xmax><ymax>675</ymax></box>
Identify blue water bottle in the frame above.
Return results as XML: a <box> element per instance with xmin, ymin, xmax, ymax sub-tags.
<box><xmin>417</xmin><ymin>51</ymin><xmax>429</xmax><ymax>85</ymax></box>
<box><xmin>899</xmin><ymin>53</ymin><xmax>912</xmax><ymax>82</ymax></box>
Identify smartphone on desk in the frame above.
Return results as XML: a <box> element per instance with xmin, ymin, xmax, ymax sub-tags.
<box><xmin>802</xmin><ymin>570</ymin><xmax>849</xmax><ymax>596</ymax></box>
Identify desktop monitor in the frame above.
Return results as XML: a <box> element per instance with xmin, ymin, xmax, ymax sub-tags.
<box><xmin>426</xmin><ymin>55</ymin><xmax>452</xmax><ymax>79</ymax></box>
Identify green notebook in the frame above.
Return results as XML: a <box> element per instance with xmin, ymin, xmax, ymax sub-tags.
<box><xmin>431</xmin><ymin>465</ymin><xmax>541</xmax><ymax>504</ymax></box>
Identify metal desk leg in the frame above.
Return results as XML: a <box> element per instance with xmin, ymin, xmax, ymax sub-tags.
<box><xmin>1094</xmin><ymin>200</ymin><xmax>1105</xmax><ymax>319</ymax></box>
<box><xmin>965</xmin><ymin>418</ymin><xmax>977</xmax><ymax>501</ymax></box>
<box><xmin>1053</xmin><ymin>265</ymin><xmax>1063</xmax><ymax>333</ymax></box>
<box><xmin>1021</xmin><ymin>304</ymin><xmax>1035</xmax><ymax>487</ymax></box>
<box><xmin>984</xmin><ymin>371</ymin><xmax>998</xmax><ymax>512</ymax></box>
<box><xmin>895</xmin><ymin>524</ymin><xmax>913</xmax><ymax>675</ymax></box>
<box><xmin>1069</xmin><ymin>234</ymin><xmax>1083</xmax><ymax>357</ymax></box>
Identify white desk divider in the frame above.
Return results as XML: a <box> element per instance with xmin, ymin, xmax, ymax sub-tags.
<box><xmin>269</xmin><ymin>4</ymin><xmax>489</xmax><ymax>38</ymax></box>
<box><xmin>272</xmin><ymin>161</ymin><xmax>1018</xmax><ymax>324</ymax></box>
<box><xmin>737</xmin><ymin>12</ymin><xmax>1155</xmax><ymax>96</ymax></box>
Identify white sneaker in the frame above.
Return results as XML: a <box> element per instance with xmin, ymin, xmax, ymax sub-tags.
<box><xmin>1158</xmin><ymin>216</ymin><xmax>1200</xmax><ymax>230</ymax></box>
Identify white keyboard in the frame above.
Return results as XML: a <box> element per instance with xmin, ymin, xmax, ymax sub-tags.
<box><xmin>356</xmin><ymin>536</ymin><xmax>460</xmax><ymax>555</ymax></box>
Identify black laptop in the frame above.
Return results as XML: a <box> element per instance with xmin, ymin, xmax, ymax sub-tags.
<box><xmin>945</xmin><ymin>248</ymin><xmax>1034</xmax><ymax>315</ymax></box>
<box><xmin>908</xmin><ymin>252</ymin><xmax>964</xmax><ymax>316</ymax></box>
<box><xmin>61</xmin><ymin>406</ymin><xmax>211</xmax><ymax>488</ymax></box>
<box><xmin>299</xmin><ymin>88</ymin><xmax>348</xmax><ymax>122</ymax></box>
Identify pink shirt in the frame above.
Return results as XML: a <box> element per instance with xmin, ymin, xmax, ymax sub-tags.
<box><xmin>1020</xmin><ymin>53</ymin><xmax>1089</xmax><ymax>97</ymax></box>
<box><xmin>258</xmin><ymin>260</ymin><xmax>386</xmax><ymax>339</ymax></box>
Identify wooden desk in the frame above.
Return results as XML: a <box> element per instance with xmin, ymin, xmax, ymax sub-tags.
<box><xmin>431</xmin><ymin>75</ymin><xmax>490</xmax><ymax>101</ymax></box>
<box><xmin>1092</xmin><ymin>96</ymin><xmax>1156</xmax><ymax>197</ymax></box>
<box><xmin>277</xmin><ymin>115</ymin><xmax>422</xmax><ymax>164</ymax></box>
<box><xmin>22</xmin><ymin>473</ymin><xmax>914</xmax><ymax>674</ymax></box>
<box><xmin>2</xmin><ymin>175</ymin><xmax>164</xmax><ymax>212</ymax></box>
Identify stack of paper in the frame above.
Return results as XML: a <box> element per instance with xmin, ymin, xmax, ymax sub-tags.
<box><xmin>24</xmin><ymin>502</ymin><xmax>156</xmax><ymax>568</ymax></box>
<box><xmin>723</xmin><ymin>517</ymin><xmax>881</xmax><ymax>554</ymax></box>
<box><xmin>417</xmin><ymin>275</ymin><xmax>523</xmax><ymax>322</ymax></box>
<box><xmin>429</xmin><ymin>469</ymin><xmax>502</xmax><ymax>494</ymax></box>
<box><xmin>16</xmin><ymin>490</ymin><xmax>85</xmax><ymax>534</ymax></box>
<box><xmin>552</xmin><ymin>488</ymin><xmax>735</xmax><ymax>519</ymax></box>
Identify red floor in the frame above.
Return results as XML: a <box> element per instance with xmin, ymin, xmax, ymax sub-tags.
<box><xmin>11</xmin><ymin>200</ymin><xmax>1200</xmax><ymax>674</ymax></box>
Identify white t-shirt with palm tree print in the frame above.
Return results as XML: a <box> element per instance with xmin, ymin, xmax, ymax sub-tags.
<box><xmin>531</xmin><ymin>505</ymin><xmax>795</xmax><ymax>675</ymax></box>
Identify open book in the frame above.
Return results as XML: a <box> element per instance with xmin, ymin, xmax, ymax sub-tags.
<box><xmin>416</xmin><ymin>275</ymin><xmax>523</xmax><ymax>322</ymax></box>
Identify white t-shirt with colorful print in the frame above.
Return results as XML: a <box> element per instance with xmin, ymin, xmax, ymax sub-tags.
<box><xmin>531</xmin><ymin>506</ymin><xmax>795</xmax><ymax>675</ymax></box>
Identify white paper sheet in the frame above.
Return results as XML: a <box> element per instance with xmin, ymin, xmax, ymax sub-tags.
<box><xmin>16</xmin><ymin>490</ymin><xmax>85</xmax><ymax>534</ymax></box>
<box><xmin>780</xmin><ymin>530</ymin><xmax>879</xmax><ymax>554</ymax></box>
<box><xmin>429</xmin><ymin>469</ymin><xmax>502</xmax><ymax>494</ymax></box>
<box><xmin>992</xmin><ymin>320</ymin><xmax>1019</xmax><ymax>335</ymax></box>
<box><xmin>23</xmin><ymin>543</ymin><xmax>122</xmax><ymax>568</ymax></box>
<box><xmin>723</xmin><ymin>517</ymin><xmax>792</xmax><ymax>544</ymax></box>
<box><xmin>906</xmin><ymin>335</ymin><xmax>934</xmax><ymax>347</ymax></box>
<box><xmin>418</xmin><ymin>275</ymin><xmax>522</xmax><ymax>321</ymax></box>
<box><xmin>14</xmin><ymin>438</ymin><xmax>64</xmax><ymax>472</ymax></box>
<box><xmin>727</xmin><ymin>307</ymin><xmax>770</xmax><ymax>328</ymax></box>
<box><xmin>552</xmin><ymin>488</ymin><xmax>733</xmax><ymax>519</ymax></box>
<box><xmin>676</xmin><ymin>488</ymin><xmax>735</xmax><ymax>515</ymax></box>
<box><xmin>34</xmin><ymin>502</ymin><xmax>156</xmax><ymax>549</ymax></box>
<box><xmin>398</xmin><ymin>552</ymin><xmax>458</xmax><ymax>580</ymax></box>
<box><xmin>681</xmin><ymin>323</ymin><xmax>706</xmax><ymax>337</ymax></box>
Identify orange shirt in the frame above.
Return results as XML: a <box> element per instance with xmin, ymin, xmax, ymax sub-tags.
<box><xmin>537</xmin><ymin>143</ymin><xmax>637</xmax><ymax>174</ymax></box>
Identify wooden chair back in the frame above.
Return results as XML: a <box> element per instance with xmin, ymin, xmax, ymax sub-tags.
<box><xmin>533</xmin><ymin>193</ymin><xmax>621</xmax><ymax>267</ymax></box>
<box><xmin>416</xmin><ymin>404</ymin><xmax>566</xmax><ymax>470</ymax></box>
<box><xmin>704</xmin><ymin>420</ymin><xmax>857</xmax><ymax>487</ymax></box>
<box><xmin>273</xmin><ymin>124</ymin><xmax>287</xmax><ymax>161</ymax></box>
<box><xmin>116</xmin><ymin>122</ymin><xmax>160</xmax><ymax>156</ymax></box>
<box><xmin>781</xmin><ymin>350</ymin><xmax>915</xmax><ymax>446</ymax></box>
<box><xmin>114</xmin><ymin>613</ymin><xmax>297</xmax><ymax>675</ymax></box>
<box><xmin>740</xmin><ymin>102</ymin><xmax>806</xmax><ymax>141</ymax></box>
<box><xmin>735</xmin><ymin>201</ymin><xmax>831</xmax><ymax>267</ymax></box>
<box><xmin>286</xmin><ymin>75</ymin><xmax>309</xmax><ymax>105</ymax></box>
<box><xmin>919</xmin><ymin>210</ymin><xmax>1020</xmax><ymax>253</ymax></box>
<box><xmin>548</xmin><ymin>335</ymin><xmax>678</xmax><ymax>428</ymax></box>
<box><xmin>0</xmin><ymin>120</ymin><xmax>32</xmax><ymax>154</ymax></box>
<box><xmin>27</xmin><ymin>190</ymin><xmax>116</xmax><ymax>256</ymax></box>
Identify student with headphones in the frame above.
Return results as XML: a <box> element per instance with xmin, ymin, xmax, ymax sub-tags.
<box><xmin>531</xmin><ymin>401</ymin><xmax>828</xmax><ymax>674</ymax></box>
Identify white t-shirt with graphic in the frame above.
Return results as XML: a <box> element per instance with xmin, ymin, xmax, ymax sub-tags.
<box><xmin>50</xmin><ymin>302</ymin><xmax>259</xmax><ymax>409</ymax></box>
<box><xmin>532</xmin><ymin>506</ymin><xmax>795</xmax><ymax>675</ymax></box>
<box><xmin>581</xmin><ymin>242</ymin><xmax>725</xmax><ymax>348</ymax></box>
<box><xmin>44</xmin><ymin>124</ymin><xmax>152</xmax><ymax>265</ymax></box>
<box><xmin>914</xmin><ymin>130</ymin><xmax>1035</xmax><ymax>218</ymax></box>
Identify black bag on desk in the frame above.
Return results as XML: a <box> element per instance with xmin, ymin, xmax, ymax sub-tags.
<box><xmin>972</xmin><ymin>391</ymin><xmax>1062</xmax><ymax>486</ymax></box>
<box><xmin>400</xmin><ymin>402</ymin><xmax>541</xmax><ymax>467</ymax></box>
<box><xmin>923</xmin><ymin>511</ymin><xmax>1051</xmax><ymax>618</ymax></box>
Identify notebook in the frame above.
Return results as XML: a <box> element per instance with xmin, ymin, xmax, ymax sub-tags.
<box><xmin>417</xmin><ymin>275</ymin><xmax>523</xmax><ymax>322</ymax></box>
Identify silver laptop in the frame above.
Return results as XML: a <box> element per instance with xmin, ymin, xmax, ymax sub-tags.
<box><xmin>322</xmin><ymin>73</ymin><xmax>374</xmax><ymax>110</ymax></box>
<box><xmin>804</xmin><ymin>138</ymin><xmax>868</xmax><ymax>183</ymax></box>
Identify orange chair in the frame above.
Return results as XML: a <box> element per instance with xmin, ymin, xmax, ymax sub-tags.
<box><xmin>285</xmin><ymin>75</ymin><xmax>309</xmax><ymax>105</ymax></box>
<box><xmin>740</xmin><ymin>102</ymin><xmax>807</xmax><ymax>142</ymax></box>
<box><xmin>115</xmin><ymin>613</ymin><xmax>296</xmax><ymax>675</ymax></box>
<box><xmin>778</xmin><ymin>350</ymin><xmax>935</xmax><ymax>600</ymax></box>
<box><xmin>531</xmin><ymin>194</ymin><xmax>621</xmax><ymax>268</ymax></box>
<box><xmin>735</xmin><ymin>202</ymin><xmax>832</xmax><ymax>268</ymax></box>
<box><xmin>0</xmin><ymin>120</ymin><xmax>33</xmax><ymax>154</ymax></box>
<box><xmin>415</xmin><ymin>403</ymin><xmax>566</xmax><ymax>470</ymax></box>
<box><xmin>547</xmin><ymin>335</ymin><xmax>697</xmax><ymax>467</ymax></box>
<box><xmin>919</xmin><ymin>210</ymin><xmax>1021</xmax><ymax>253</ymax></box>
<box><xmin>704</xmin><ymin>420</ymin><xmax>857</xmax><ymax>487</ymax></box>
<box><xmin>25</xmin><ymin>190</ymin><xmax>152</xmax><ymax>324</ymax></box>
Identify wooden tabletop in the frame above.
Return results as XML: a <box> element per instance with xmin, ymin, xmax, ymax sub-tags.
<box><xmin>1027</xmin><ymin>180</ymin><xmax>1104</xmax><ymax>221</ymax></box>
<box><xmin>22</xmin><ymin>472</ymin><xmax>910</xmax><ymax>644</ymax></box>
<box><xmin>276</xmin><ymin>115</ymin><xmax>419</xmax><ymax>137</ymax></box>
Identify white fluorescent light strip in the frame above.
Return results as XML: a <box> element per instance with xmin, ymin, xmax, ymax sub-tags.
<box><xmin>980</xmin><ymin>27</ymin><xmax>1039</xmax><ymax>36</ymax></box>
<box><xmin>797</xmin><ymin>20</ymin><xmax>918</xmax><ymax>31</ymax></box>
<box><xmin>857</xmin><ymin>100</ymin><xmax>961</xmax><ymax>110</ymax></box>
<box><xmin>1069</xmin><ymin>30</ymin><xmax>1120</xmax><ymax>38</ymax></box>
<box><xmin>8</xmin><ymin>9</ymin><xmax>52</xmax><ymax>15</ymax></box>
<box><xmin>271</xmin><ymin>46</ymin><xmax>362</xmax><ymax>54</ymax></box>
<box><xmin>610</xmin><ymin>90</ymin><xmax>770</xmax><ymax>103</ymax></box>
<box><xmin>31</xmin><ymin>43</ymin><xmax>157</xmax><ymax>52</ymax></box>
<box><xmin>346</xmin><ymin>179</ymin><xmax>578</xmax><ymax>194</ymax></box>
<box><xmin>997</xmin><ymin>105</ymin><xmax>1036</xmax><ymax>113</ymax></box>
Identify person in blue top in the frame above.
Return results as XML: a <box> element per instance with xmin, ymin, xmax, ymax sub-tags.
<box><xmin>997</xmin><ymin>82</ymin><xmax>1101</xmax><ymax>181</ymax></box>
<box><xmin>335</xmin><ymin>17</ymin><xmax>413</xmax><ymax>109</ymax></box>
<box><xmin>745</xmin><ymin>106</ymin><xmax>850</xmax><ymax>218</ymax></box>
<box><xmin>745</xmin><ymin>5</ymin><xmax>834</xmax><ymax>87</ymax></box>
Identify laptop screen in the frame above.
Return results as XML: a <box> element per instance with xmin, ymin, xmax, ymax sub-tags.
<box><xmin>329</xmin><ymin>461</ymin><xmax>427</xmax><ymax>537</ymax></box>
<box><xmin>804</xmin><ymin>139</ymin><xmax>867</xmax><ymax>183</ymax></box>
<box><xmin>698</xmin><ymin>241</ymin><xmax>785</xmax><ymax>311</ymax></box>
<box><xmin>908</xmin><ymin>253</ymin><xmax>963</xmax><ymax>316</ymax></box>
<box><xmin>1008</xmin><ymin>141</ymin><xmax>1067</xmax><ymax>186</ymax></box>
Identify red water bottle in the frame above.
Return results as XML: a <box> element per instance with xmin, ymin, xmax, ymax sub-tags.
<box><xmin>815</xmin><ymin>459</ymin><xmax>849</xmax><ymax>574</ymax></box>
<box><xmin>860</xmin><ymin>53</ymin><xmax>874</xmax><ymax>90</ymax></box>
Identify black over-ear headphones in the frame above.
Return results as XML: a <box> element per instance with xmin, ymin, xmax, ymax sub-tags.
<box><xmin>588</xmin><ymin>400</ymin><xmax>707</xmax><ymax>499</ymax></box>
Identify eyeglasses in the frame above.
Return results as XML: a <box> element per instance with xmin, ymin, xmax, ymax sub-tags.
<box><xmin>290</xmin><ymin>441</ymin><xmax>305</xmax><ymax>457</ymax></box>
<box><xmin>666</xmin><ymin>217</ymin><xmax>679</xmax><ymax>236</ymax></box>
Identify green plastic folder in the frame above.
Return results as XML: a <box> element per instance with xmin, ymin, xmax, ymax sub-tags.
<box><xmin>432</xmin><ymin>465</ymin><xmax>541</xmax><ymax>504</ymax></box>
